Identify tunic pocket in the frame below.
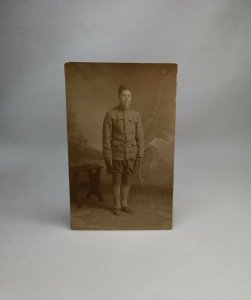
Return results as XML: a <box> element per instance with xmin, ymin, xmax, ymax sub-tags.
<box><xmin>111</xmin><ymin>140</ymin><xmax>122</xmax><ymax>146</ymax></box>
<box><xmin>112</xmin><ymin>116</ymin><xmax>124</xmax><ymax>132</ymax></box>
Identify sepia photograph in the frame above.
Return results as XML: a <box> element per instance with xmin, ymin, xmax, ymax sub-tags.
<box><xmin>64</xmin><ymin>62</ymin><xmax>177</xmax><ymax>230</ymax></box>
<box><xmin>1</xmin><ymin>0</ymin><xmax>250</xmax><ymax>298</ymax></box>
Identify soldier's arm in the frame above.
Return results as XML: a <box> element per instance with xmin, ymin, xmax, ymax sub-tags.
<box><xmin>135</xmin><ymin>112</ymin><xmax>144</xmax><ymax>158</ymax></box>
<box><xmin>102</xmin><ymin>112</ymin><xmax>112</xmax><ymax>161</ymax></box>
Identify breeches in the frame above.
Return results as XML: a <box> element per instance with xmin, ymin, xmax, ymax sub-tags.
<box><xmin>112</xmin><ymin>159</ymin><xmax>136</xmax><ymax>186</ymax></box>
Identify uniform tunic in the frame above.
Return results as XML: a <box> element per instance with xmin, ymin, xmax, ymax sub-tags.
<box><xmin>102</xmin><ymin>105</ymin><xmax>144</xmax><ymax>161</ymax></box>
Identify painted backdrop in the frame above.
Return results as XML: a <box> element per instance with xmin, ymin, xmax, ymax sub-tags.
<box><xmin>65</xmin><ymin>63</ymin><xmax>177</xmax><ymax>188</ymax></box>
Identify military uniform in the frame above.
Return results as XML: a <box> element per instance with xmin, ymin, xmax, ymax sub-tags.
<box><xmin>102</xmin><ymin>105</ymin><xmax>144</xmax><ymax>166</ymax></box>
<box><xmin>103</xmin><ymin>86</ymin><xmax>143</xmax><ymax>214</ymax></box>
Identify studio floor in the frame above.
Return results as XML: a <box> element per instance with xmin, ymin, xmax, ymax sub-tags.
<box><xmin>71</xmin><ymin>186</ymin><xmax>172</xmax><ymax>230</ymax></box>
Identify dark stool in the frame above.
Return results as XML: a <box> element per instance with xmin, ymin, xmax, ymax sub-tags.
<box><xmin>69</xmin><ymin>164</ymin><xmax>103</xmax><ymax>208</ymax></box>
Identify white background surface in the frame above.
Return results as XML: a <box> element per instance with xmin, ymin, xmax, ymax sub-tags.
<box><xmin>0</xmin><ymin>1</ymin><xmax>250</xmax><ymax>299</ymax></box>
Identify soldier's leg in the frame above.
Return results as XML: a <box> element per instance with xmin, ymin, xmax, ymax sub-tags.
<box><xmin>112</xmin><ymin>175</ymin><xmax>121</xmax><ymax>208</ymax></box>
<box><xmin>111</xmin><ymin>160</ymin><xmax>123</xmax><ymax>211</ymax></box>
<box><xmin>121</xmin><ymin>174</ymin><xmax>131</xmax><ymax>207</ymax></box>
<box><xmin>121</xmin><ymin>160</ymin><xmax>135</xmax><ymax>213</ymax></box>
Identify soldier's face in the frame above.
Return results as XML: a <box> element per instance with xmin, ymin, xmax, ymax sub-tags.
<box><xmin>119</xmin><ymin>90</ymin><xmax>132</xmax><ymax>109</ymax></box>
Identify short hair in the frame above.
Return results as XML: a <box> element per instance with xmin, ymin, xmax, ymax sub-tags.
<box><xmin>118</xmin><ymin>84</ymin><xmax>132</xmax><ymax>96</ymax></box>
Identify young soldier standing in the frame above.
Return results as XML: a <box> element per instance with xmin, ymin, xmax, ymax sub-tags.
<box><xmin>102</xmin><ymin>84</ymin><xmax>144</xmax><ymax>215</ymax></box>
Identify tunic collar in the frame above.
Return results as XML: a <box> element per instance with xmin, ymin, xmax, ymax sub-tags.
<box><xmin>117</xmin><ymin>104</ymin><xmax>130</xmax><ymax>112</ymax></box>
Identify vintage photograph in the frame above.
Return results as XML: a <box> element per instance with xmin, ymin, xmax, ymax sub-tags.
<box><xmin>64</xmin><ymin>62</ymin><xmax>177</xmax><ymax>229</ymax></box>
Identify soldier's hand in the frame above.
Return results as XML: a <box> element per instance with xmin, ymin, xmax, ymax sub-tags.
<box><xmin>105</xmin><ymin>160</ymin><xmax>113</xmax><ymax>174</ymax></box>
<box><xmin>136</xmin><ymin>158</ymin><xmax>144</xmax><ymax>165</ymax></box>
